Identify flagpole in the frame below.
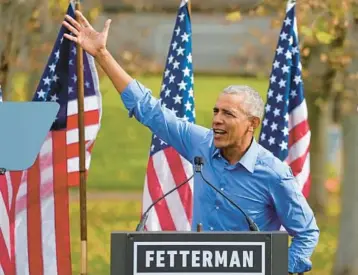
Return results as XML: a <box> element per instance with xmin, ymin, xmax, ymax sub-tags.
<box><xmin>74</xmin><ymin>1</ymin><xmax>88</xmax><ymax>274</ymax></box>
<box><xmin>187</xmin><ymin>0</ymin><xmax>192</xmax><ymax>17</ymax></box>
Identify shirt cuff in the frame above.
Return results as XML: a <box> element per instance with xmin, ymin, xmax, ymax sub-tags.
<box><xmin>288</xmin><ymin>253</ymin><xmax>312</xmax><ymax>273</ymax></box>
<box><xmin>120</xmin><ymin>79</ymin><xmax>150</xmax><ymax>117</ymax></box>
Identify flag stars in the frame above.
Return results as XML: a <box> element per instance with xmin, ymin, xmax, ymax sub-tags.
<box><xmin>164</xmin><ymin>89</ymin><xmax>171</xmax><ymax>97</ymax></box>
<box><xmin>294</xmin><ymin>75</ymin><xmax>302</xmax><ymax>85</ymax></box>
<box><xmin>284</xmin><ymin>17</ymin><xmax>292</xmax><ymax>26</ymax></box>
<box><xmin>43</xmin><ymin>76</ymin><xmax>51</xmax><ymax>85</ymax></box>
<box><xmin>49</xmin><ymin>63</ymin><xmax>56</xmax><ymax>72</ymax></box>
<box><xmin>175</xmin><ymin>27</ymin><xmax>181</xmax><ymax>36</ymax></box>
<box><xmin>168</xmin><ymin>55</ymin><xmax>174</xmax><ymax>64</ymax></box>
<box><xmin>181</xmin><ymin>32</ymin><xmax>190</xmax><ymax>42</ymax></box>
<box><xmin>55</xmin><ymin>50</ymin><xmax>60</xmax><ymax>59</ymax></box>
<box><xmin>265</xmin><ymin>104</ymin><xmax>271</xmax><ymax>113</ymax></box>
<box><xmin>172</xmin><ymin>41</ymin><xmax>178</xmax><ymax>50</ymax></box>
<box><xmin>177</xmin><ymin>80</ymin><xmax>187</xmax><ymax>91</ymax></box>
<box><xmin>161</xmin><ymin>84</ymin><xmax>166</xmax><ymax>91</ymax></box>
<box><xmin>285</xmin><ymin>50</ymin><xmax>292</xmax><ymax>59</ymax></box>
<box><xmin>185</xmin><ymin>101</ymin><xmax>192</xmax><ymax>111</ymax></box>
<box><xmin>50</xmin><ymin>94</ymin><xmax>59</xmax><ymax>102</ymax></box>
<box><xmin>290</xmin><ymin>90</ymin><xmax>297</xmax><ymax>98</ymax></box>
<box><xmin>263</xmin><ymin>118</ymin><xmax>268</xmax><ymax>126</ymax></box>
<box><xmin>270</xmin><ymin>122</ymin><xmax>278</xmax><ymax>131</ymax></box>
<box><xmin>276</xmin><ymin>94</ymin><xmax>283</xmax><ymax>103</ymax></box>
<box><xmin>260</xmin><ymin>133</ymin><xmax>266</xmax><ymax>141</ymax></box>
<box><xmin>173</xmin><ymin>94</ymin><xmax>183</xmax><ymax>104</ymax></box>
<box><xmin>176</xmin><ymin>47</ymin><xmax>185</xmax><ymax>56</ymax></box>
<box><xmin>164</xmin><ymin>69</ymin><xmax>170</xmax><ymax>77</ymax></box>
<box><xmin>179</xmin><ymin>13</ymin><xmax>185</xmax><ymax>21</ymax></box>
<box><xmin>69</xmin><ymin>87</ymin><xmax>74</xmax><ymax>93</ymax></box>
<box><xmin>279</xmin><ymin>141</ymin><xmax>288</xmax><ymax>151</ymax></box>
<box><xmin>188</xmin><ymin>88</ymin><xmax>194</xmax><ymax>98</ymax></box>
<box><xmin>281</xmin><ymin>64</ymin><xmax>290</xmax><ymax>74</ymax></box>
<box><xmin>280</xmin><ymin>32</ymin><xmax>288</xmax><ymax>40</ymax></box>
<box><xmin>187</xmin><ymin>53</ymin><xmax>192</xmax><ymax>63</ymax></box>
<box><xmin>276</xmin><ymin>46</ymin><xmax>284</xmax><ymax>55</ymax></box>
<box><xmin>270</xmin><ymin>75</ymin><xmax>276</xmax><ymax>83</ymax></box>
<box><xmin>273</xmin><ymin>108</ymin><xmax>281</xmax><ymax>117</ymax></box>
<box><xmin>292</xmin><ymin>46</ymin><xmax>299</xmax><ymax>55</ymax></box>
<box><xmin>72</xmin><ymin>74</ymin><xmax>77</xmax><ymax>83</ymax></box>
<box><xmin>268</xmin><ymin>89</ymin><xmax>274</xmax><ymax>98</ymax></box>
<box><xmin>151</xmin><ymin>144</ymin><xmax>155</xmax><ymax>152</ymax></box>
<box><xmin>182</xmin><ymin>67</ymin><xmax>191</xmax><ymax>77</ymax></box>
<box><xmin>52</xmin><ymin>74</ymin><xmax>59</xmax><ymax>82</ymax></box>
<box><xmin>282</xmin><ymin>127</ymin><xmax>289</xmax><ymax>136</ymax></box>
<box><xmin>71</xmin><ymin>47</ymin><xmax>76</xmax><ymax>55</ymax></box>
<box><xmin>273</xmin><ymin>60</ymin><xmax>280</xmax><ymax>69</ymax></box>
<box><xmin>85</xmin><ymin>81</ymin><xmax>90</xmax><ymax>88</ymax></box>
<box><xmin>173</xmin><ymin>60</ymin><xmax>180</xmax><ymax>69</ymax></box>
<box><xmin>37</xmin><ymin>89</ymin><xmax>45</xmax><ymax>98</ymax></box>
<box><xmin>284</xmin><ymin>113</ymin><xmax>289</xmax><ymax>121</ymax></box>
<box><xmin>268</xmin><ymin>136</ymin><xmax>275</xmax><ymax>145</ymax></box>
<box><xmin>279</xmin><ymin>79</ymin><xmax>286</xmax><ymax>88</ymax></box>
<box><xmin>169</xmin><ymin>74</ymin><xmax>176</xmax><ymax>83</ymax></box>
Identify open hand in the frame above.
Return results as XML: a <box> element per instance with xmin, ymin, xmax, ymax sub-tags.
<box><xmin>62</xmin><ymin>10</ymin><xmax>111</xmax><ymax>58</ymax></box>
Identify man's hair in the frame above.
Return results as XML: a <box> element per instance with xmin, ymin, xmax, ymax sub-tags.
<box><xmin>221</xmin><ymin>85</ymin><xmax>265</xmax><ymax>119</ymax></box>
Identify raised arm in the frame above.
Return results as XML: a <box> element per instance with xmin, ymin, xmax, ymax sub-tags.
<box><xmin>62</xmin><ymin>11</ymin><xmax>132</xmax><ymax>93</ymax></box>
<box><xmin>62</xmin><ymin>11</ymin><xmax>209</xmax><ymax>161</ymax></box>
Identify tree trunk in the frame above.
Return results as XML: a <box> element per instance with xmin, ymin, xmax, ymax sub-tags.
<box><xmin>333</xmin><ymin>113</ymin><xmax>358</xmax><ymax>275</ymax></box>
<box><xmin>306</xmin><ymin>91</ymin><xmax>332</xmax><ymax>216</ymax></box>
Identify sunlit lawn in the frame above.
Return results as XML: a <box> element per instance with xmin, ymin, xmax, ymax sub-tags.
<box><xmin>69</xmin><ymin>193</ymin><xmax>340</xmax><ymax>275</ymax></box>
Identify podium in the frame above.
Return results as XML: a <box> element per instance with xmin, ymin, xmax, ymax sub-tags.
<box><xmin>0</xmin><ymin>101</ymin><xmax>60</xmax><ymax>172</ymax></box>
<box><xmin>110</xmin><ymin>231</ymin><xmax>288</xmax><ymax>275</ymax></box>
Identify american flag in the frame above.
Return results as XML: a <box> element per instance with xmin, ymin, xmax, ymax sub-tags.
<box><xmin>259</xmin><ymin>0</ymin><xmax>311</xmax><ymax>197</ymax></box>
<box><xmin>142</xmin><ymin>0</ymin><xmax>195</xmax><ymax>231</ymax></box>
<box><xmin>0</xmin><ymin>2</ymin><xmax>101</xmax><ymax>274</ymax></box>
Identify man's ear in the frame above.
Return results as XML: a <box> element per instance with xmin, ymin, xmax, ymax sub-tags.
<box><xmin>249</xmin><ymin>117</ymin><xmax>260</xmax><ymax>132</ymax></box>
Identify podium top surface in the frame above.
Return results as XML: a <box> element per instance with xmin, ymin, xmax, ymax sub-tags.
<box><xmin>0</xmin><ymin>102</ymin><xmax>60</xmax><ymax>171</ymax></box>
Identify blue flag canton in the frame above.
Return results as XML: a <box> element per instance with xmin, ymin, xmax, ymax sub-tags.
<box><xmin>150</xmin><ymin>2</ymin><xmax>195</xmax><ymax>156</ymax></box>
<box><xmin>32</xmin><ymin>4</ymin><xmax>96</xmax><ymax>131</ymax></box>
<box><xmin>259</xmin><ymin>5</ymin><xmax>304</xmax><ymax>161</ymax></box>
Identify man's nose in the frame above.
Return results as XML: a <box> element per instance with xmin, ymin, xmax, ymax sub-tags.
<box><xmin>212</xmin><ymin>114</ymin><xmax>224</xmax><ymax>125</ymax></box>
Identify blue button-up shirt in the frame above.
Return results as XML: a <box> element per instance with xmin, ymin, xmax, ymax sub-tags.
<box><xmin>121</xmin><ymin>79</ymin><xmax>319</xmax><ymax>273</ymax></box>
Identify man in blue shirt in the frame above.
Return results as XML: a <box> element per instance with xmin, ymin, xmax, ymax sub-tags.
<box><xmin>62</xmin><ymin>11</ymin><xmax>319</xmax><ymax>274</ymax></box>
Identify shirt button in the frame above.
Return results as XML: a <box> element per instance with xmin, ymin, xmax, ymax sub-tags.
<box><xmin>220</xmin><ymin>188</ymin><xmax>224</xmax><ymax>191</ymax></box>
<box><xmin>210</xmin><ymin>227</ymin><xmax>214</xmax><ymax>231</ymax></box>
<box><xmin>216</xmin><ymin>206</ymin><xmax>219</xmax><ymax>210</ymax></box>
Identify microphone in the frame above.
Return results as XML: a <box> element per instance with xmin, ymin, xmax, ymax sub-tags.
<box><xmin>194</xmin><ymin>156</ymin><xmax>259</xmax><ymax>232</ymax></box>
<box><xmin>135</xmin><ymin>173</ymin><xmax>194</xmax><ymax>231</ymax></box>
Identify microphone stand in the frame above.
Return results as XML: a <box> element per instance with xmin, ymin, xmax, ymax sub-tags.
<box><xmin>135</xmin><ymin>174</ymin><xmax>194</xmax><ymax>231</ymax></box>
<box><xmin>194</xmin><ymin>157</ymin><xmax>259</xmax><ymax>232</ymax></box>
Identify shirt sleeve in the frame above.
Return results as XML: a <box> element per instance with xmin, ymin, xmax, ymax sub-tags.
<box><xmin>269</xmin><ymin>167</ymin><xmax>320</xmax><ymax>274</ymax></box>
<box><xmin>120</xmin><ymin>79</ymin><xmax>209</xmax><ymax>161</ymax></box>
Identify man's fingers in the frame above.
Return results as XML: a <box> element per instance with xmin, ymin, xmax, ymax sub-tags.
<box><xmin>63</xmin><ymin>33</ymin><xmax>78</xmax><ymax>43</ymax></box>
<box><xmin>62</xmin><ymin>21</ymin><xmax>79</xmax><ymax>36</ymax></box>
<box><xmin>75</xmin><ymin>10</ymin><xmax>91</xmax><ymax>28</ymax></box>
<box><xmin>102</xmin><ymin>19</ymin><xmax>112</xmax><ymax>35</ymax></box>
<box><xmin>64</xmin><ymin>14</ymin><xmax>81</xmax><ymax>31</ymax></box>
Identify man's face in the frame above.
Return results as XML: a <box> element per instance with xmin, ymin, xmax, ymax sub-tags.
<box><xmin>212</xmin><ymin>93</ymin><xmax>253</xmax><ymax>149</ymax></box>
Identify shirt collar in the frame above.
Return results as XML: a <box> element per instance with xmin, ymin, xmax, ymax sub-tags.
<box><xmin>212</xmin><ymin>138</ymin><xmax>259</xmax><ymax>173</ymax></box>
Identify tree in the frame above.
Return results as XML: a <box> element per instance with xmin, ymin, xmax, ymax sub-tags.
<box><xmin>233</xmin><ymin>0</ymin><xmax>353</xmax><ymax>217</ymax></box>
<box><xmin>0</xmin><ymin>0</ymin><xmax>101</xmax><ymax>100</ymax></box>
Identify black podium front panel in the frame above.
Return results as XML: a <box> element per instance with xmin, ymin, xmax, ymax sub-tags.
<box><xmin>111</xmin><ymin>231</ymin><xmax>288</xmax><ymax>275</ymax></box>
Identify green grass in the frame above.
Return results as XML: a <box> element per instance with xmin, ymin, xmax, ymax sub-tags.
<box><xmin>87</xmin><ymin>75</ymin><xmax>269</xmax><ymax>191</ymax></box>
<box><xmin>69</xmin><ymin>194</ymin><xmax>340</xmax><ymax>275</ymax></box>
